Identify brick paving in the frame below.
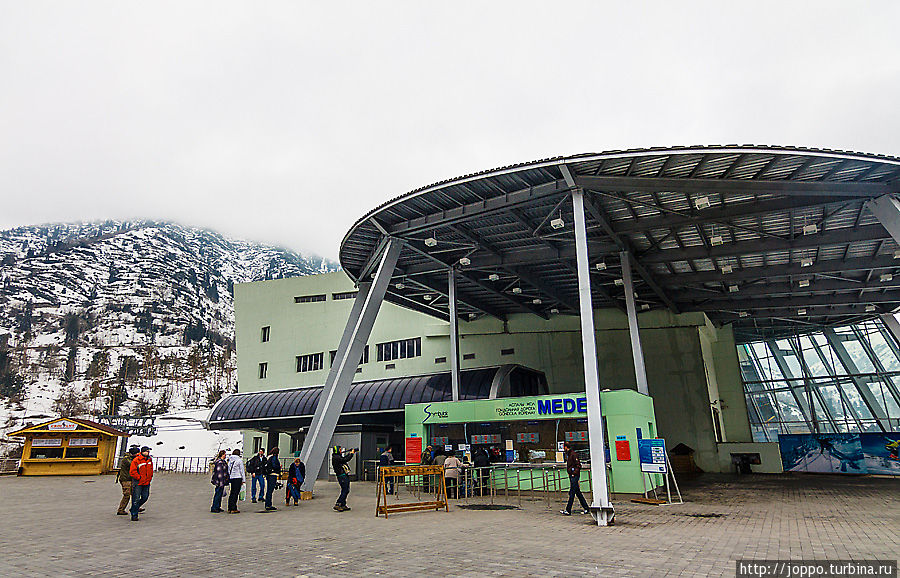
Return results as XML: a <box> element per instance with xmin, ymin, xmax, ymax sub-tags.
<box><xmin>0</xmin><ymin>472</ymin><xmax>896</xmax><ymax>577</ymax></box>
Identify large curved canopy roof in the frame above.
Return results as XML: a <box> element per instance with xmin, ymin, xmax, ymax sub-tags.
<box><xmin>340</xmin><ymin>146</ymin><xmax>900</xmax><ymax>342</ymax></box>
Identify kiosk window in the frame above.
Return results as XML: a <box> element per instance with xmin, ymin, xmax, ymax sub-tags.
<box><xmin>30</xmin><ymin>447</ymin><xmax>64</xmax><ymax>459</ymax></box>
<box><xmin>65</xmin><ymin>447</ymin><xmax>99</xmax><ymax>458</ymax></box>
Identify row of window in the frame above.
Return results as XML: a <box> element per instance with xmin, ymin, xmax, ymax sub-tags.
<box><xmin>257</xmin><ymin>342</ymin><xmax>516</xmax><ymax>378</ymax></box>
<box><xmin>292</xmin><ymin>291</ymin><xmax>358</xmax><ymax>304</ymax></box>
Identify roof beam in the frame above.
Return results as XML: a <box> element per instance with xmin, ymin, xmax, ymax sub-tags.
<box><xmin>640</xmin><ymin>224</ymin><xmax>890</xmax><ymax>263</ymax></box>
<box><xmin>684</xmin><ymin>291</ymin><xmax>900</xmax><ymax>311</ymax></box>
<box><xmin>671</xmin><ymin>277</ymin><xmax>900</xmax><ymax>301</ymax></box>
<box><xmin>574</xmin><ymin>174</ymin><xmax>894</xmax><ymax>197</ymax></box>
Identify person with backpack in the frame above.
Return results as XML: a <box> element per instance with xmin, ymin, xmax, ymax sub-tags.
<box><xmin>560</xmin><ymin>442</ymin><xmax>590</xmax><ymax>516</ymax></box>
<box><xmin>226</xmin><ymin>449</ymin><xmax>246</xmax><ymax>514</ymax></box>
<box><xmin>115</xmin><ymin>445</ymin><xmax>140</xmax><ymax>515</ymax></box>
<box><xmin>263</xmin><ymin>447</ymin><xmax>281</xmax><ymax>511</ymax></box>
<box><xmin>286</xmin><ymin>457</ymin><xmax>306</xmax><ymax>506</ymax></box>
<box><xmin>246</xmin><ymin>448</ymin><xmax>266</xmax><ymax>503</ymax></box>
<box><xmin>331</xmin><ymin>445</ymin><xmax>356</xmax><ymax>512</ymax></box>
<box><xmin>128</xmin><ymin>446</ymin><xmax>153</xmax><ymax>521</ymax></box>
<box><xmin>378</xmin><ymin>446</ymin><xmax>395</xmax><ymax>495</ymax></box>
<box><xmin>210</xmin><ymin>450</ymin><xmax>229</xmax><ymax>513</ymax></box>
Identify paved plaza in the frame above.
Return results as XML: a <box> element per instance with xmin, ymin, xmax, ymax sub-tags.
<box><xmin>0</xmin><ymin>472</ymin><xmax>896</xmax><ymax>577</ymax></box>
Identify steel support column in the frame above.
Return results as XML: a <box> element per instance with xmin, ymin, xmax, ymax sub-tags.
<box><xmin>298</xmin><ymin>238</ymin><xmax>403</xmax><ymax>490</ymax></box>
<box><xmin>821</xmin><ymin>328</ymin><xmax>890</xmax><ymax>432</ymax></box>
<box><xmin>572</xmin><ymin>188</ymin><xmax>614</xmax><ymax>526</ymax></box>
<box><xmin>449</xmin><ymin>267</ymin><xmax>461</xmax><ymax>401</ymax></box>
<box><xmin>866</xmin><ymin>194</ymin><xmax>900</xmax><ymax>244</ymax></box>
<box><xmin>620</xmin><ymin>251</ymin><xmax>649</xmax><ymax>395</ymax></box>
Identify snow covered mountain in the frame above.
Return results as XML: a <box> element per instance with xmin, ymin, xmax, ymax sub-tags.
<box><xmin>0</xmin><ymin>220</ymin><xmax>337</xmax><ymax>455</ymax></box>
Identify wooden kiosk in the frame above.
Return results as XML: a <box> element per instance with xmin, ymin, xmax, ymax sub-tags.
<box><xmin>9</xmin><ymin>418</ymin><xmax>128</xmax><ymax>476</ymax></box>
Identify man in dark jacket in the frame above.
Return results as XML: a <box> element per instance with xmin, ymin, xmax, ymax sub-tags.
<box><xmin>246</xmin><ymin>449</ymin><xmax>267</xmax><ymax>503</ymax></box>
<box><xmin>115</xmin><ymin>445</ymin><xmax>140</xmax><ymax>515</ymax></box>
<box><xmin>286</xmin><ymin>457</ymin><xmax>306</xmax><ymax>506</ymax></box>
<box><xmin>473</xmin><ymin>448</ymin><xmax>491</xmax><ymax>496</ymax></box>
<box><xmin>560</xmin><ymin>442</ymin><xmax>590</xmax><ymax>516</ymax></box>
<box><xmin>378</xmin><ymin>446</ymin><xmax>395</xmax><ymax>495</ymax></box>
<box><xmin>264</xmin><ymin>447</ymin><xmax>281</xmax><ymax>511</ymax></box>
<box><xmin>332</xmin><ymin>445</ymin><xmax>356</xmax><ymax>512</ymax></box>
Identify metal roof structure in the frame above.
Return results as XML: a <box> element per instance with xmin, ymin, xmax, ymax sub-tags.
<box><xmin>208</xmin><ymin>365</ymin><xmax>548</xmax><ymax>430</ymax></box>
<box><xmin>340</xmin><ymin>145</ymin><xmax>900</xmax><ymax>342</ymax></box>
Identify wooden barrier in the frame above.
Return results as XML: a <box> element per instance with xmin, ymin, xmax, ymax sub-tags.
<box><xmin>376</xmin><ymin>465</ymin><xmax>448</xmax><ymax>518</ymax></box>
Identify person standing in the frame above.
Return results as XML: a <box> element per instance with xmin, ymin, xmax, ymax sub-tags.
<box><xmin>227</xmin><ymin>449</ymin><xmax>246</xmax><ymax>514</ymax></box>
<box><xmin>420</xmin><ymin>445</ymin><xmax>434</xmax><ymax>492</ymax></box>
<box><xmin>129</xmin><ymin>446</ymin><xmax>153</xmax><ymax>521</ymax></box>
<box><xmin>211</xmin><ymin>450</ymin><xmax>229</xmax><ymax>513</ymax></box>
<box><xmin>473</xmin><ymin>448</ymin><xmax>491</xmax><ymax>496</ymax></box>
<box><xmin>443</xmin><ymin>452</ymin><xmax>463</xmax><ymax>499</ymax></box>
<box><xmin>246</xmin><ymin>448</ymin><xmax>266</xmax><ymax>503</ymax></box>
<box><xmin>378</xmin><ymin>446</ymin><xmax>395</xmax><ymax>495</ymax></box>
<box><xmin>264</xmin><ymin>447</ymin><xmax>281</xmax><ymax>511</ymax></box>
<box><xmin>115</xmin><ymin>445</ymin><xmax>139</xmax><ymax>515</ymax></box>
<box><xmin>286</xmin><ymin>457</ymin><xmax>306</xmax><ymax>506</ymax></box>
<box><xmin>560</xmin><ymin>443</ymin><xmax>590</xmax><ymax>516</ymax></box>
<box><xmin>331</xmin><ymin>445</ymin><xmax>356</xmax><ymax>512</ymax></box>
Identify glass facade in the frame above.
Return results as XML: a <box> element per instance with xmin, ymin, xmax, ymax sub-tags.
<box><xmin>740</xmin><ymin>317</ymin><xmax>900</xmax><ymax>442</ymax></box>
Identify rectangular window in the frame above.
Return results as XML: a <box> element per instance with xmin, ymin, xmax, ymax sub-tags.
<box><xmin>65</xmin><ymin>446</ymin><xmax>99</xmax><ymax>458</ymax></box>
<box><xmin>332</xmin><ymin>291</ymin><xmax>358</xmax><ymax>301</ymax></box>
<box><xmin>261</xmin><ymin>326</ymin><xmax>270</xmax><ymax>343</ymax></box>
<box><xmin>29</xmin><ymin>447</ymin><xmax>64</xmax><ymax>459</ymax></box>
<box><xmin>500</xmin><ymin>348</ymin><xmax>515</xmax><ymax>356</ymax></box>
<box><xmin>258</xmin><ymin>362</ymin><xmax>268</xmax><ymax>379</ymax></box>
<box><xmin>385</xmin><ymin>363</ymin><xmax>396</xmax><ymax>370</ymax></box>
<box><xmin>376</xmin><ymin>337</ymin><xmax>422</xmax><ymax>362</ymax></box>
<box><xmin>463</xmin><ymin>353</ymin><xmax>476</xmax><ymax>360</ymax></box>
<box><xmin>329</xmin><ymin>346</ymin><xmax>368</xmax><ymax>367</ymax></box>
<box><xmin>294</xmin><ymin>294</ymin><xmax>326</xmax><ymax>303</ymax></box>
<box><xmin>296</xmin><ymin>352</ymin><xmax>324</xmax><ymax>373</ymax></box>
<box><xmin>435</xmin><ymin>356</ymin><xmax>447</xmax><ymax>364</ymax></box>
<box><xmin>253</xmin><ymin>436</ymin><xmax>263</xmax><ymax>454</ymax></box>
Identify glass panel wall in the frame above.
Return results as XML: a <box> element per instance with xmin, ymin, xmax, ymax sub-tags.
<box><xmin>740</xmin><ymin>317</ymin><xmax>900</xmax><ymax>441</ymax></box>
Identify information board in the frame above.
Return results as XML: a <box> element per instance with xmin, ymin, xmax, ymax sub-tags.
<box><xmin>431</xmin><ymin>436</ymin><xmax>449</xmax><ymax>445</ymax></box>
<box><xmin>516</xmin><ymin>432</ymin><xmax>539</xmax><ymax>443</ymax></box>
<box><xmin>470</xmin><ymin>434</ymin><xmax>501</xmax><ymax>445</ymax></box>
<box><xmin>565</xmin><ymin>431</ymin><xmax>588</xmax><ymax>442</ymax></box>
<box><xmin>638</xmin><ymin>438</ymin><xmax>667</xmax><ymax>473</ymax></box>
<box><xmin>405</xmin><ymin>437</ymin><xmax>423</xmax><ymax>464</ymax></box>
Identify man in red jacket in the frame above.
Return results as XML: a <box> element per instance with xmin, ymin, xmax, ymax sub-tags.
<box><xmin>129</xmin><ymin>446</ymin><xmax>154</xmax><ymax>521</ymax></box>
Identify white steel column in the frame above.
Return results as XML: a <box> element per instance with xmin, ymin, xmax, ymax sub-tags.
<box><xmin>620</xmin><ymin>250</ymin><xmax>649</xmax><ymax>395</ymax></box>
<box><xmin>572</xmin><ymin>187</ymin><xmax>614</xmax><ymax>526</ymax></box>
<box><xmin>866</xmin><ymin>195</ymin><xmax>900</xmax><ymax>244</ymax></box>
<box><xmin>449</xmin><ymin>267</ymin><xmax>461</xmax><ymax>401</ymax></box>
<box><xmin>299</xmin><ymin>238</ymin><xmax>403</xmax><ymax>490</ymax></box>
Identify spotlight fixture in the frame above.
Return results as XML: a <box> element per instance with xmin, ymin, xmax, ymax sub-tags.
<box><xmin>424</xmin><ymin>237</ymin><xmax>437</xmax><ymax>247</ymax></box>
<box><xmin>728</xmin><ymin>284</ymin><xmax>739</xmax><ymax>293</ymax></box>
<box><xmin>487</xmin><ymin>273</ymin><xmax>500</xmax><ymax>281</ymax></box>
<box><xmin>595</xmin><ymin>261</ymin><xmax>607</xmax><ymax>271</ymax></box>
<box><xmin>865</xmin><ymin>304</ymin><xmax>876</xmax><ymax>312</ymax></box>
<box><xmin>894</xmin><ymin>250</ymin><xmax>900</xmax><ymax>260</ymax></box>
<box><xmin>801</xmin><ymin>258</ymin><xmax>814</xmax><ymax>267</ymax></box>
<box><xmin>738</xmin><ymin>311</ymin><xmax>749</xmax><ymax>318</ymax></box>
<box><xmin>550</xmin><ymin>308</ymin><xmax>559</xmax><ymax>314</ymax></box>
<box><xmin>694</xmin><ymin>196</ymin><xmax>711</xmax><ymax>210</ymax></box>
<box><xmin>614</xmin><ymin>278</ymin><xmax>624</xmax><ymax>286</ymax></box>
<box><xmin>459</xmin><ymin>257</ymin><xmax>471</xmax><ymax>266</ymax></box>
<box><xmin>710</xmin><ymin>235</ymin><xmax>724</xmax><ymax>246</ymax></box>
<box><xmin>423</xmin><ymin>294</ymin><xmax>433</xmax><ymax>301</ymax></box>
<box><xmin>512</xmin><ymin>287</ymin><xmax>522</xmax><ymax>294</ymax></box>
<box><xmin>468</xmin><ymin>313</ymin><xmax>477</xmax><ymax>319</ymax></box>
<box><xmin>881</xmin><ymin>273</ymin><xmax>893</xmax><ymax>282</ymax></box>
<box><xmin>802</xmin><ymin>224</ymin><xmax>818</xmax><ymax>236</ymax></box>
<box><xmin>532</xmin><ymin>298</ymin><xmax>542</xmax><ymax>305</ymax></box>
<box><xmin>641</xmin><ymin>304</ymin><xmax>650</xmax><ymax>311</ymax></box>
<box><xmin>798</xmin><ymin>279</ymin><xmax>810</xmax><ymax>288</ymax></box>
<box><xmin>395</xmin><ymin>282</ymin><xmax>405</xmax><ymax>290</ymax></box>
<box><xmin>720</xmin><ymin>264</ymin><xmax>733</xmax><ymax>274</ymax></box>
<box><xmin>550</xmin><ymin>217</ymin><xmax>565</xmax><ymax>230</ymax></box>
<box><xmin>797</xmin><ymin>308</ymin><xmax>807</xmax><ymax>315</ymax></box>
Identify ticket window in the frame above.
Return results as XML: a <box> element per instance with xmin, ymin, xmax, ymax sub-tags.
<box><xmin>426</xmin><ymin>423</ymin><xmax>466</xmax><ymax>456</ymax></box>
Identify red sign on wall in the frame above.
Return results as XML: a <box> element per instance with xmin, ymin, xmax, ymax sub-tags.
<box><xmin>405</xmin><ymin>437</ymin><xmax>423</xmax><ymax>464</ymax></box>
<box><xmin>615</xmin><ymin>439</ymin><xmax>631</xmax><ymax>461</ymax></box>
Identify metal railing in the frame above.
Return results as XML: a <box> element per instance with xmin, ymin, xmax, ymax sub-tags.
<box><xmin>152</xmin><ymin>456</ymin><xmax>301</xmax><ymax>475</ymax></box>
<box><xmin>0</xmin><ymin>458</ymin><xmax>20</xmax><ymax>475</ymax></box>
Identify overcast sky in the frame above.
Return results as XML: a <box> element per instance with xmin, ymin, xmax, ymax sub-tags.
<box><xmin>2</xmin><ymin>2</ymin><xmax>899</xmax><ymax>260</ymax></box>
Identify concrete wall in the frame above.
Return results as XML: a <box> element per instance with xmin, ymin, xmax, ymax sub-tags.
<box><xmin>234</xmin><ymin>272</ymin><xmax>752</xmax><ymax>473</ymax></box>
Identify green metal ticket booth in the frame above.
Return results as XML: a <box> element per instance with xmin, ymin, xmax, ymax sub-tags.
<box><xmin>404</xmin><ymin>389</ymin><xmax>659</xmax><ymax>495</ymax></box>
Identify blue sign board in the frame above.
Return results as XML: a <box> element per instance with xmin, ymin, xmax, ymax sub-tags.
<box><xmin>638</xmin><ymin>438</ymin><xmax>667</xmax><ymax>473</ymax></box>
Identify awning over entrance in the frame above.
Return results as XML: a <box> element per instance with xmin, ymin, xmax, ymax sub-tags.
<box><xmin>208</xmin><ymin>365</ymin><xmax>548</xmax><ymax>430</ymax></box>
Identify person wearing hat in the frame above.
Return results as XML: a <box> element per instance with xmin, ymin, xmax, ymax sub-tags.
<box><xmin>129</xmin><ymin>446</ymin><xmax>154</xmax><ymax>521</ymax></box>
<box><xmin>115</xmin><ymin>445</ymin><xmax>140</xmax><ymax>515</ymax></box>
<box><xmin>331</xmin><ymin>445</ymin><xmax>356</xmax><ymax>512</ymax></box>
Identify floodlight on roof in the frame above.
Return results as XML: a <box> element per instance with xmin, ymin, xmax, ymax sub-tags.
<box><xmin>641</xmin><ymin>304</ymin><xmax>650</xmax><ymax>311</ymax></box>
<box><xmin>424</xmin><ymin>237</ymin><xmax>437</xmax><ymax>247</ymax></box>
<box><xmin>728</xmin><ymin>284</ymin><xmax>739</xmax><ymax>293</ymax></box>
<box><xmin>595</xmin><ymin>261</ymin><xmax>607</xmax><ymax>271</ymax></box>
<box><xmin>423</xmin><ymin>294</ymin><xmax>433</xmax><ymax>301</ymax></box>
<box><xmin>532</xmin><ymin>298</ymin><xmax>542</xmax><ymax>305</ymax></box>
<box><xmin>720</xmin><ymin>264</ymin><xmax>733</xmax><ymax>274</ymax></box>
<box><xmin>468</xmin><ymin>313</ymin><xmax>478</xmax><ymax>319</ymax></box>
<box><xmin>801</xmin><ymin>258</ymin><xmax>814</xmax><ymax>267</ymax></box>
<box><xmin>894</xmin><ymin>250</ymin><xmax>900</xmax><ymax>260</ymax></box>
<box><xmin>395</xmin><ymin>282</ymin><xmax>405</xmax><ymax>290</ymax></box>
<box><xmin>488</xmin><ymin>273</ymin><xmax>500</xmax><ymax>281</ymax></box>
<box><xmin>512</xmin><ymin>287</ymin><xmax>522</xmax><ymax>294</ymax></box>
<box><xmin>738</xmin><ymin>311</ymin><xmax>749</xmax><ymax>318</ymax></box>
<box><xmin>866</xmin><ymin>304</ymin><xmax>876</xmax><ymax>312</ymax></box>
<box><xmin>802</xmin><ymin>224</ymin><xmax>818</xmax><ymax>236</ymax></box>
<box><xmin>694</xmin><ymin>196</ymin><xmax>711</xmax><ymax>210</ymax></box>
<box><xmin>614</xmin><ymin>278</ymin><xmax>624</xmax><ymax>286</ymax></box>
<box><xmin>797</xmin><ymin>308</ymin><xmax>807</xmax><ymax>315</ymax></box>
<box><xmin>458</xmin><ymin>257</ymin><xmax>471</xmax><ymax>266</ymax></box>
<box><xmin>710</xmin><ymin>235</ymin><xmax>724</xmax><ymax>246</ymax></box>
<box><xmin>798</xmin><ymin>279</ymin><xmax>810</xmax><ymax>288</ymax></box>
<box><xmin>881</xmin><ymin>273</ymin><xmax>893</xmax><ymax>282</ymax></box>
<box><xmin>550</xmin><ymin>308</ymin><xmax>559</xmax><ymax>314</ymax></box>
<box><xmin>550</xmin><ymin>217</ymin><xmax>565</xmax><ymax>230</ymax></box>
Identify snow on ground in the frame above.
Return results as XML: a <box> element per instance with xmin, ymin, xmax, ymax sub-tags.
<box><xmin>127</xmin><ymin>409</ymin><xmax>242</xmax><ymax>458</ymax></box>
